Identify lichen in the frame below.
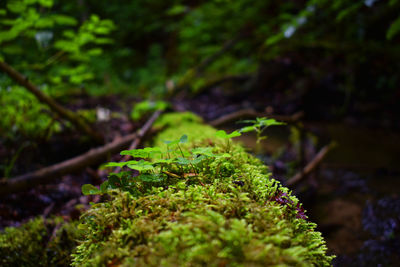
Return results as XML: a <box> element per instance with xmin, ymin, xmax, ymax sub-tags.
<box><xmin>72</xmin><ymin>112</ymin><xmax>334</xmax><ymax>266</ymax></box>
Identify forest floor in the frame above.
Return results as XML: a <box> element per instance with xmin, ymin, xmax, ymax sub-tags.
<box><xmin>1</xmin><ymin>85</ymin><xmax>399</xmax><ymax>265</ymax></box>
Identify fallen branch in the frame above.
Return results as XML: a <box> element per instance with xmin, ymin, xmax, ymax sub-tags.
<box><xmin>0</xmin><ymin>60</ymin><xmax>103</xmax><ymax>143</ymax></box>
<box><xmin>286</xmin><ymin>142</ymin><xmax>336</xmax><ymax>187</ymax></box>
<box><xmin>0</xmin><ymin>111</ymin><xmax>161</xmax><ymax>195</ymax></box>
<box><xmin>209</xmin><ymin>108</ymin><xmax>304</xmax><ymax>127</ymax></box>
<box><xmin>113</xmin><ymin>110</ymin><xmax>163</xmax><ymax>172</ymax></box>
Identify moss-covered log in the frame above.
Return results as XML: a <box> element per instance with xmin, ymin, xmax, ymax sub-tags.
<box><xmin>71</xmin><ymin>112</ymin><xmax>334</xmax><ymax>266</ymax></box>
<box><xmin>0</xmin><ymin>217</ymin><xmax>81</xmax><ymax>267</ymax></box>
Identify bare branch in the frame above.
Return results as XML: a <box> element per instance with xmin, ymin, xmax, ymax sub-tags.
<box><xmin>0</xmin><ymin>111</ymin><xmax>162</xmax><ymax>195</ymax></box>
<box><xmin>209</xmin><ymin>108</ymin><xmax>304</xmax><ymax>127</ymax></box>
<box><xmin>0</xmin><ymin>60</ymin><xmax>103</xmax><ymax>143</ymax></box>
<box><xmin>286</xmin><ymin>142</ymin><xmax>336</xmax><ymax>187</ymax></box>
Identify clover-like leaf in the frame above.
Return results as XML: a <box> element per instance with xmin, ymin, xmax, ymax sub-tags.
<box><xmin>104</xmin><ymin>160</ymin><xmax>138</xmax><ymax>168</ymax></box>
<box><xmin>179</xmin><ymin>134</ymin><xmax>188</xmax><ymax>143</ymax></box>
<box><xmin>120</xmin><ymin>147</ymin><xmax>161</xmax><ymax>158</ymax></box>
<box><xmin>216</xmin><ymin>130</ymin><xmax>241</xmax><ymax>139</ymax></box>
<box><xmin>127</xmin><ymin>159</ymin><xmax>154</xmax><ymax>171</ymax></box>
<box><xmin>176</xmin><ymin>157</ymin><xmax>191</xmax><ymax>165</ymax></box>
<box><xmin>120</xmin><ymin>149</ymin><xmax>148</xmax><ymax>158</ymax></box>
<box><xmin>240</xmin><ymin>125</ymin><xmax>256</xmax><ymax>133</ymax></box>
<box><xmin>163</xmin><ymin>139</ymin><xmax>179</xmax><ymax>146</ymax></box>
<box><xmin>192</xmin><ymin>147</ymin><xmax>216</xmax><ymax>157</ymax></box>
<box><xmin>153</xmin><ymin>158</ymin><xmax>174</xmax><ymax>165</ymax></box>
<box><xmin>192</xmin><ymin>155</ymin><xmax>206</xmax><ymax>164</ymax></box>
<box><xmin>82</xmin><ymin>184</ymin><xmax>101</xmax><ymax>195</ymax></box>
<box><xmin>258</xmin><ymin>118</ymin><xmax>285</xmax><ymax>127</ymax></box>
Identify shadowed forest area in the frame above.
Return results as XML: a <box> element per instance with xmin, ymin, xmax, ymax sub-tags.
<box><xmin>1</xmin><ymin>0</ymin><xmax>400</xmax><ymax>266</ymax></box>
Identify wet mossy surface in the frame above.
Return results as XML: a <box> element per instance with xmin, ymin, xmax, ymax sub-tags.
<box><xmin>0</xmin><ymin>217</ymin><xmax>81</xmax><ymax>267</ymax></box>
<box><xmin>0</xmin><ymin>112</ymin><xmax>334</xmax><ymax>266</ymax></box>
<box><xmin>72</xmin><ymin>112</ymin><xmax>334</xmax><ymax>266</ymax></box>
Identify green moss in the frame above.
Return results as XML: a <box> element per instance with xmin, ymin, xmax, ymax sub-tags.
<box><xmin>72</xmin><ymin>112</ymin><xmax>334</xmax><ymax>266</ymax></box>
<box><xmin>0</xmin><ymin>217</ymin><xmax>81</xmax><ymax>267</ymax></box>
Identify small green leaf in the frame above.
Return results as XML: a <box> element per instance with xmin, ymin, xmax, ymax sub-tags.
<box><xmin>167</xmin><ymin>5</ymin><xmax>187</xmax><ymax>16</ymax></box>
<box><xmin>215</xmin><ymin>130</ymin><xmax>229</xmax><ymax>138</ymax></box>
<box><xmin>192</xmin><ymin>155</ymin><xmax>206</xmax><ymax>164</ymax></box>
<box><xmin>227</xmin><ymin>131</ymin><xmax>241</xmax><ymax>138</ymax></box>
<box><xmin>120</xmin><ymin>149</ymin><xmax>148</xmax><ymax>158</ymax></box>
<box><xmin>176</xmin><ymin>157</ymin><xmax>190</xmax><ymax>165</ymax></box>
<box><xmin>38</xmin><ymin>0</ymin><xmax>54</xmax><ymax>8</ymax></box>
<box><xmin>240</xmin><ymin>126</ymin><xmax>256</xmax><ymax>133</ymax></box>
<box><xmin>163</xmin><ymin>139</ymin><xmax>179</xmax><ymax>146</ymax></box>
<box><xmin>82</xmin><ymin>184</ymin><xmax>101</xmax><ymax>195</ymax></box>
<box><xmin>7</xmin><ymin>2</ymin><xmax>26</xmax><ymax>13</ymax></box>
<box><xmin>179</xmin><ymin>134</ymin><xmax>188</xmax><ymax>143</ymax></box>
<box><xmin>265</xmin><ymin>33</ymin><xmax>284</xmax><ymax>46</ymax></box>
<box><xmin>153</xmin><ymin>158</ymin><xmax>174</xmax><ymax>165</ymax></box>
<box><xmin>53</xmin><ymin>15</ymin><xmax>78</xmax><ymax>26</ymax></box>
<box><xmin>127</xmin><ymin>159</ymin><xmax>154</xmax><ymax>171</ymax></box>
<box><xmin>387</xmin><ymin>16</ymin><xmax>400</xmax><ymax>40</ymax></box>
<box><xmin>104</xmin><ymin>160</ymin><xmax>138</xmax><ymax>168</ymax></box>
<box><xmin>216</xmin><ymin>130</ymin><xmax>241</xmax><ymax>139</ymax></box>
<box><xmin>100</xmin><ymin>181</ymin><xmax>109</xmax><ymax>193</ymax></box>
<box><xmin>192</xmin><ymin>147</ymin><xmax>216</xmax><ymax>157</ymax></box>
<box><xmin>258</xmin><ymin>118</ymin><xmax>285</xmax><ymax>127</ymax></box>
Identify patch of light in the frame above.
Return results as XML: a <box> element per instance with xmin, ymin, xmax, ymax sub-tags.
<box><xmin>307</xmin><ymin>5</ymin><xmax>316</xmax><ymax>13</ymax></box>
<box><xmin>284</xmin><ymin>26</ymin><xmax>296</xmax><ymax>38</ymax></box>
<box><xmin>97</xmin><ymin>107</ymin><xmax>111</xmax><ymax>122</ymax></box>
<box><xmin>35</xmin><ymin>31</ymin><xmax>53</xmax><ymax>49</ymax></box>
<box><xmin>297</xmin><ymin>16</ymin><xmax>307</xmax><ymax>26</ymax></box>
<box><xmin>364</xmin><ymin>0</ymin><xmax>378</xmax><ymax>7</ymax></box>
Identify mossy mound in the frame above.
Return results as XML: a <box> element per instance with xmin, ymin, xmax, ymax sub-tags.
<box><xmin>72</xmin><ymin>112</ymin><xmax>334</xmax><ymax>266</ymax></box>
<box><xmin>0</xmin><ymin>217</ymin><xmax>81</xmax><ymax>267</ymax></box>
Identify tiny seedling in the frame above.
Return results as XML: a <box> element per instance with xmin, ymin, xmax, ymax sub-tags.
<box><xmin>239</xmin><ymin>117</ymin><xmax>285</xmax><ymax>144</ymax></box>
<box><xmin>215</xmin><ymin>130</ymin><xmax>241</xmax><ymax>151</ymax></box>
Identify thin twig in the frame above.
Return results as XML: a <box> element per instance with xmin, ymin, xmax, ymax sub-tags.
<box><xmin>0</xmin><ymin>60</ymin><xmax>103</xmax><ymax>143</ymax></box>
<box><xmin>115</xmin><ymin>110</ymin><xmax>162</xmax><ymax>172</ymax></box>
<box><xmin>209</xmin><ymin>108</ymin><xmax>304</xmax><ymax>127</ymax></box>
<box><xmin>286</xmin><ymin>142</ymin><xmax>336</xmax><ymax>187</ymax></box>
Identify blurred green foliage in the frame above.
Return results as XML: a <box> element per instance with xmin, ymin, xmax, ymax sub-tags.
<box><xmin>0</xmin><ymin>0</ymin><xmax>115</xmax><ymax>88</ymax></box>
<box><xmin>1</xmin><ymin>0</ymin><xmax>399</xmax><ymax>139</ymax></box>
<box><xmin>1</xmin><ymin>0</ymin><xmax>399</xmax><ymax>95</ymax></box>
